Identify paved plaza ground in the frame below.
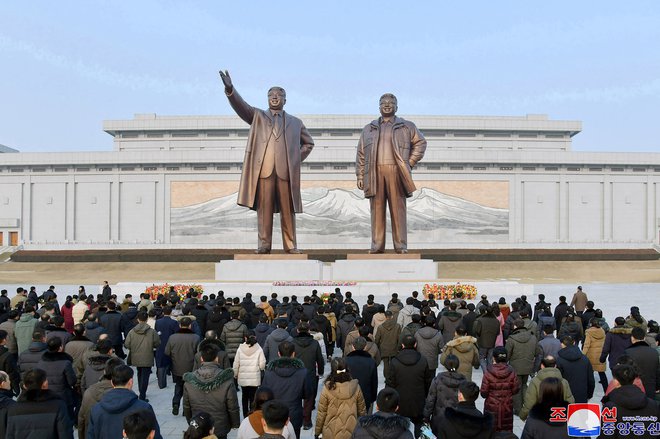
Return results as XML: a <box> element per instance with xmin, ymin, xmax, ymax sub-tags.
<box><xmin>2</xmin><ymin>259</ymin><xmax>659</xmax><ymax>438</ymax></box>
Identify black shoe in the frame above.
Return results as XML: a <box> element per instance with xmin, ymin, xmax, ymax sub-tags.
<box><xmin>172</xmin><ymin>404</ymin><xmax>179</xmax><ymax>415</ymax></box>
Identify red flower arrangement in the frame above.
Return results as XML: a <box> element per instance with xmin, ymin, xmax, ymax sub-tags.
<box><xmin>145</xmin><ymin>283</ymin><xmax>204</xmax><ymax>300</ymax></box>
<box><xmin>422</xmin><ymin>283</ymin><xmax>478</xmax><ymax>301</ymax></box>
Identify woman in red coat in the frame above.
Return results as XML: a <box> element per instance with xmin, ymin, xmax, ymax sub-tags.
<box><xmin>480</xmin><ymin>346</ymin><xmax>520</xmax><ymax>432</ymax></box>
<box><xmin>60</xmin><ymin>296</ymin><xmax>75</xmax><ymax>333</ymax></box>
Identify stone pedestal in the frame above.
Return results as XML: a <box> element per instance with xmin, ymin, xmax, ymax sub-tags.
<box><xmin>333</xmin><ymin>254</ymin><xmax>437</xmax><ymax>281</ymax></box>
<box><xmin>215</xmin><ymin>254</ymin><xmax>323</xmax><ymax>281</ymax></box>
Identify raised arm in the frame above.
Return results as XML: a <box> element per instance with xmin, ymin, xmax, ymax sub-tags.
<box><xmin>219</xmin><ymin>69</ymin><xmax>256</xmax><ymax>125</ymax></box>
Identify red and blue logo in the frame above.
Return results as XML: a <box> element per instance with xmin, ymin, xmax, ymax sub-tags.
<box><xmin>566</xmin><ymin>404</ymin><xmax>601</xmax><ymax>437</ymax></box>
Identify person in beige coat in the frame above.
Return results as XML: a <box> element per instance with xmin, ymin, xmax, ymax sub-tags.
<box><xmin>314</xmin><ymin>357</ymin><xmax>367</xmax><ymax>439</ymax></box>
<box><xmin>232</xmin><ymin>333</ymin><xmax>266</xmax><ymax>417</ymax></box>
<box><xmin>582</xmin><ymin>319</ymin><xmax>608</xmax><ymax>392</ymax></box>
<box><xmin>440</xmin><ymin>327</ymin><xmax>480</xmax><ymax>381</ymax></box>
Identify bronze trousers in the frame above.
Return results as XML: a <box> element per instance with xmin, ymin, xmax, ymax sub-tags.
<box><xmin>370</xmin><ymin>165</ymin><xmax>407</xmax><ymax>252</ymax></box>
<box><xmin>256</xmin><ymin>174</ymin><xmax>296</xmax><ymax>251</ymax></box>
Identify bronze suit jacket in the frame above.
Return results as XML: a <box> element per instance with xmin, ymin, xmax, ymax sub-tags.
<box><xmin>356</xmin><ymin>116</ymin><xmax>427</xmax><ymax>198</ymax></box>
<box><xmin>226</xmin><ymin>89</ymin><xmax>314</xmax><ymax>213</ymax></box>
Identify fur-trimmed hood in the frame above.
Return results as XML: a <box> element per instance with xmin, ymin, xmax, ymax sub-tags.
<box><xmin>442</xmin><ymin>402</ymin><xmax>494</xmax><ymax>435</ymax></box>
<box><xmin>183</xmin><ymin>363</ymin><xmax>234</xmax><ymax>392</ymax></box>
<box><xmin>357</xmin><ymin>412</ymin><xmax>410</xmax><ymax>439</ymax></box>
<box><xmin>41</xmin><ymin>350</ymin><xmax>73</xmax><ymax>363</ymax></box>
<box><xmin>446</xmin><ymin>335</ymin><xmax>478</xmax><ymax>352</ymax></box>
<box><xmin>610</xmin><ymin>326</ymin><xmax>632</xmax><ymax>335</ymax></box>
<box><xmin>266</xmin><ymin>356</ymin><xmax>305</xmax><ymax>373</ymax></box>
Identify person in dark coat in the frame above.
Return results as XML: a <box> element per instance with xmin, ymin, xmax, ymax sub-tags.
<box><xmin>505</xmin><ymin>318</ymin><xmax>542</xmax><ymax>414</ymax></box>
<box><xmin>6</xmin><ymin>368</ymin><xmax>73</xmax><ymax>439</ymax></box>
<box><xmin>352</xmin><ymin>387</ymin><xmax>414</xmax><ymax>439</ymax></box>
<box><xmin>36</xmin><ymin>336</ymin><xmax>76</xmax><ymax>422</ymax></box>
<box><xmin>87</xmin><ymin>365</ymin><xmax>161</xmax><ymax>439</ymax></box>
<box><xmin>83</xmin><ymin>314</ymin><xmax>106</xmax><ymax>344</ymax></box>
<box><xmin>558</xmin><ymin>312</ymin><xmax>584</xmax><ymax>345</ymax></box>
<box><xmin>473</xmin><ymin>305</ymin><xmax>501</xmax><ymax>371</ymax></box>
<box><xmin>0</xmin><ymin>331</ymin><xmax>20</xmax><ymax>396</ymax></box>
<box><xmin>601</xmin><ymin>363</ymin><xmax>660</xmax><ymax>438</ymax></box>
<box><xmin>17</xmin><ymin>328</ymin><xmax>48</xmax><ymax>375</ymax></box>
<box><xmin>374</xmin><ymin>311</ymin><xmax>402</xmax><ymax>380</ymax></box>
<box><xmin>556</xmin><ymin>335</ymin><xmax>594</xmax><ymax>403</ymax></box>
<box><xmin>164</xmin><ymin>317</ymin><xmax>200</xmax><ymax>415</ymax></box>
<box><xmin>254</xmin><ymin>314</ymin><xmax>274</xmax><ymax>347</ymax></box>
<box><xmin>624</xmin><ymin>326</ymin><xmax>660</xmax><ymax>398</ymax></box>
<box><xmin>460</xmin><ymin>303</ymin><xmax>478</xmax><ymax>336</ymax></box>
<box><xmin>120</xmin><ymin>303</ymin><xmax>139</xmax><ymax>339</ymax></box>
<box><xmin>191</xmin><ymin>301</ymin><xmax>209</xmax><ymax>334</ymax></box>
<box><xmin>336</xmin><ymin>306</ymin><xmax>358</xmax><ymax>351</ymax></box>
<box><xmin>438</xmin><ymin>302</ymin><xmax>464</xmax><ymax>344</ymax></box>
<box><xmin>553</xmin><ymin>296</ymin><xmax>570</xmax><ymax>333</ymax></box>
<box><xmin>263</xmin><ymin>319</ymin><xmax>294</xmax><ymax>363</ymax></box>
<box><xmin>291</xmin><ymin>322</ymin><xmax>324</xmax><ymax>430</ymax></box>
<box><xmin>99</xmin><ymin>301</ymin><xmax>125</xmax><ymax>359</ymax></box>
<box><xmin>361</xmin><ymin>295</ymin><xmax>380</xmax><ymax>328</ymax></box>
<box><xmin>0</xmin><ymin>370</ymin><xmax>16</xmax><ymax>438</ymax></box>
<box><xmin>345</xmin><ymin>336</ymin><xmax>378</xmax><ymax>412</ymax></box>
<box><xmin>520</xmin><ymin>376</ymin><xmax>570</xmax><ymax>439</ymax></box>
<box><xmin>192</xmin><ymin>332</ymin><xmax>230</xmax><ymax>370</ymax></box>
<box><xmin>600</xmin><ymin>316</ymin><xmax>633</xmax><ymax>370</ymax></box>
<box><xmin>206</xmin><ymin>303</ymin><xmax>229</xmax><ymax>335</ymax></box>
<box><xmin>261</xmin><ymin>340</ymin><xmax>311</xmax><ymax>439</ymax></box>
<box><xmin>220</xmin><ymin>310</ymin><xmax>249</xmax><ymax>365</ymax></box>
<box><xmin>183</xmin><ymin>344</ymin><xmax>240</xmax><ymax>439</ymax></box>
<box><xmin>312</xmin><ymin>309</ymin><xmax>332</xmax><ymax>353</ymax></box>
<box><xmin>480</xmin><ymin>346</ymin><xmax>520</xmax><ymax>433</ymax></box>
<box><xmin>431</xmin><ymin>381</ymin><xmax>494</xmax><ymax>439</ymax></box>
<box><xmin>81</xmin><ymin>338</ymin><xmax>114</xmax><ymax>394</ymax></box>
<box><xmin>154</xmin><ymin>306</ymin><xmax>180</xmax><ymax>389</ymax></box>
<box><xmin>45</xmin><ymin>316</ymin><xmax>73</xmax><ymax>346</ymax></box>
<box><xmin>386</xmin><ymin>334</ymin><xmax>433</xmax><ymax>437</ymax></box>
<box><xmin>423</xmin><ymin>353</ymin><xmax>466</xmax><ymax>422</ymax></box>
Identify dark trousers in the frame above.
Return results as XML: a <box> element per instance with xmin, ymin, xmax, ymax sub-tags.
<box><xmin>598</xmin><ymin>371</ymin><xmax>609</xmax><ymax>392</ymax></box>
<box><xmin>479</xmin><ymin>347</ymin><xmax>494</xmax><ymax>372</ymax></box>
<box><xmin>241</xmin><ymin>385</ymin><xmax>257</xmax><ymax>417</ymax></box>
<box><xmin>382</xmin><ymin>356</ymin><xmax>393</xmax><ymax>380</ymax></box>
<box><xmin>172</xmin><ymin>374</ymin><xmax>184</xmax><ymax>407</ymax></box>
<box><xmin>513</xmin><ymin>374</ymin><xmax>529</xmax><ymax>414</ymax></box>
<box><xmin>137</xmin><ymin>367</ymin><xmax>151</xmax><ymax>399</ymax></box>
<box><xmin>302</xmin><ymin>376</ymin><xmax>319</xmax><ymax>426</ymax></box>
<box><xmin>370</xmin><ymin>165</ymin><xmax>407</xmax><ymax>252</ymax></box>
<box><xmin>156</xmin><ymin>365</ymin><xmax>169</xmax><ymax>389</ymax></box>
<box><xmin>256</xmin><ymin>174</ymin><xmax>296</xmax><ymax>252</ymax></box>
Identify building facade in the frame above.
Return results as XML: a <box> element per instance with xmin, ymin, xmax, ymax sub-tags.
<box><xmin>1</xmin><ymin>113</ymin><xmax>659</xmax><ymax>250</ymax></box>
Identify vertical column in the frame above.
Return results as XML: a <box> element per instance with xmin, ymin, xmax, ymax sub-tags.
<box><xmin>559</xmin><ymin>178</ymin><xmax>568</xmax><ymax>242</ymax></box>
<box><xmin>110</xmin><ymin>176</ymin><xmax>121</xmax><ymax>242</ymax></box>
<box><xmin>603</xmin><ymin>179</ymin><xmax>613</xmax><ymax>241</ymax></box>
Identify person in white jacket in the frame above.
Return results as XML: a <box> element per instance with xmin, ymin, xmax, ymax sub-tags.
<box><xmin>72</xmin><ymin>297</ymin><xmax>89</xmax><ymax>325</ymax></box>
<box><xmin>232</xmin><ymin>332</ymin><xmax>266</xmax><ymax>417</ymax></box>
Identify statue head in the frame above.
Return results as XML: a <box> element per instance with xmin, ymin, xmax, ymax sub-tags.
<box><xmin>379</xmin><ymin>93</ymin><xmax>398</xmax><ymax>118</ymax></box>
<box><xmin>267</xmin><ymin>87</ymin><xmax>286</xmax><ymax>111</ymax></box>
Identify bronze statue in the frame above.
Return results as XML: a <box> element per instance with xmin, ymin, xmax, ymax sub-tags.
<box><xmin>356</xmin><ymin>94</ymin><xmax>427</xmax><ymax>253</ymax></box>
<box><xmin>219</xmin><ymin>70</ymin><xmax>314</xmax><ymax>254</ymax></box>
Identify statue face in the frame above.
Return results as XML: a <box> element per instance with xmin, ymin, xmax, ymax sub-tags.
<box><xmin>379</xmin><ymin>96</ymin><xmax>397</xmax><ymax>118</ymax></box>
<box><xmin>267</xmin><ymin>88</ymin><xmax>286</xmax><ymax>111</ymax></box>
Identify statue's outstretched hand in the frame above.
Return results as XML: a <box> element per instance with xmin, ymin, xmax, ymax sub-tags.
<box><xmin>357</xmin><ymin>179</ymin><xmax>364</xmax><ymax>190</ymax></box>
<box><xmin>219</xmin><ymin>70</ymin><xmax>233</xmax><ymax>91</ymax></box>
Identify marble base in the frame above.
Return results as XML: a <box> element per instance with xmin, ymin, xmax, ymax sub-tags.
<box><xmin>215</xmin><ymin>259</ymin><xmax>323</xmax><ymax>281</ymax></box>
<box><xmin>332</xmin><ymin>258</ymin><xmax>438</xmax><ymax>281</ymax></box>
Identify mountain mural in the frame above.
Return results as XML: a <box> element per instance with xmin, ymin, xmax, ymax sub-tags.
<box><xmin>170</xmin><ymin>187</ymin><xmax>509</xmax><ymax>245</ymax></box>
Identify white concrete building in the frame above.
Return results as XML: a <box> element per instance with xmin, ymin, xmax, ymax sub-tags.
<box><xmin>1</xmin><ymin>113</ymin><xmax>659</xmax><ymax>249</ymax></box>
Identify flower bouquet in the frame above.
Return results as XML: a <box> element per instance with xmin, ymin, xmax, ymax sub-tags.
<box><xmin>422</xmin><ymin>283</ymin><xmax>478</xmax><ymax>301</ymax></box>
<box><xmin>145</xmin><ymin>283</ymin><xmax>204</xmax><ymax>301</ymax></box>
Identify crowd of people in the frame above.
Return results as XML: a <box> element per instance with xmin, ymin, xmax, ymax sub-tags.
<box><xmin>0</xmin><ymin>284</ymin><xmax>658</xmax><ymax>439</ymax></box>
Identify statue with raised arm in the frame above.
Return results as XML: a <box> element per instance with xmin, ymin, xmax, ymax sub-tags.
<box><xmin>219</xmin><ymin>70</ymin><xmax>314</xmax><ymax>254</ymax></box>
<box><xmin>356</xmin><ymin>93</ymin><xmax>427</xmax><ymax>254</ymax></box>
